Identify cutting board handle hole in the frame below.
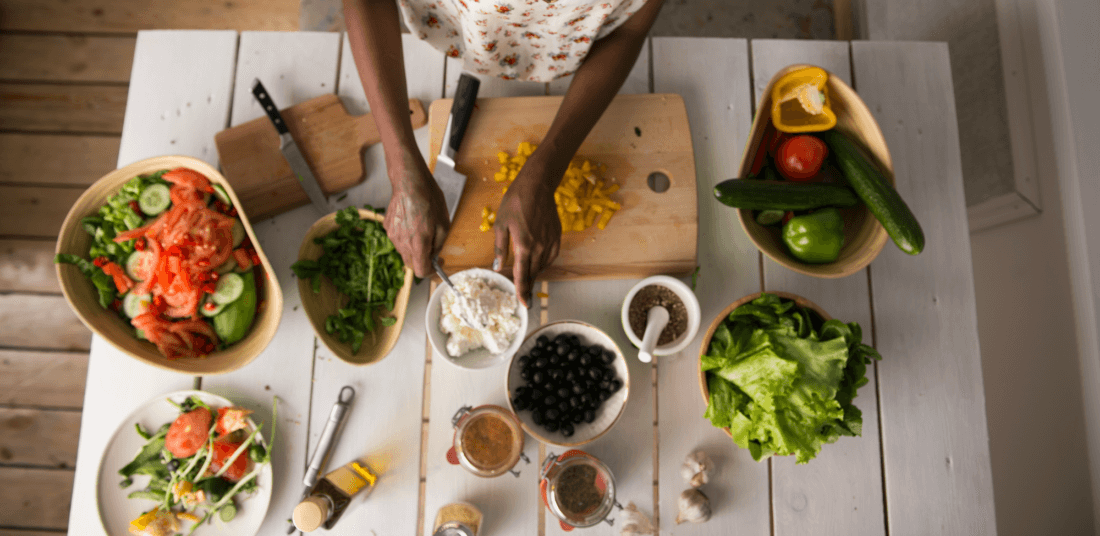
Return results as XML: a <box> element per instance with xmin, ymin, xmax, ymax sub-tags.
<box><xmin>647</xmin><ymin>172</ymin><xmax>670</xmax><ymax>193</ymax></box>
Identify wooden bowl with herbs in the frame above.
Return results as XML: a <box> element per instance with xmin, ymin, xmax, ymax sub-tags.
<box><xmin>294</xmin><ymin>208</ymin><xmax>413</xmax><ymax>365</ymax></box>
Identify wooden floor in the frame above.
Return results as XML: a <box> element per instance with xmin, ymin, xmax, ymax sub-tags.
<box><xmin>0</xmin><ymin>1</ymin><xmax>297</xmax><ymax>533</ymax></box>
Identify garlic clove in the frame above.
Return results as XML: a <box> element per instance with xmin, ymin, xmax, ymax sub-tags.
<box><xmin>675</xmin><ymin>488</ymin><xmax>711</xmax><ymax>524</ymax></box>
<box><xmin>681</xmin><ymin>450</ymin><xmax>713</xmax><ymax>488</ymax></box>
<box><xmin>619</xmin><ymin>502</ymin><xmax>657</xmax><ymax>536</ymax></box>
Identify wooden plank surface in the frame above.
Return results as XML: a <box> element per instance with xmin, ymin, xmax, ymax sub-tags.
<box><xmin>201</xmin><ymin>30</ymin><xmax>342</xmax><ymax>536</ymax></box>
<box><xmin>0</xmin><ymin>530</ymin><xmax>66</xmax><ymax>535</ymax></box>
<box><xmin>751</xmin><ymin>39</ymin><xmax>887</xmax><ymax>536</ymax></box>
<box><xmin>0</xmin><ymin>467</ymin><xmax>73</xmax><ymax>530</ymax></box>
<box><xmin>0</xmin><ymin>34</ymin><xmax>135</xmax><ymax>83</ymax></box>
<box><xmin>652</xmin><ymin>37</ymin><xmax>769</xmax><ymax>535</ymax></box>
<box><xmin>0</xmin><ymin>240</ymin><xmax>61</xmax><ymax>293</ymax></box>
<box><xmin>0</xmin><ymin>83</ymin><xmax>127</xmax><ymax>134</ymax></box>
<box><xmin>0</xmin><ymin>186</ymin><xmax>83</xmax><ymax>238</ymax></box>
<box><xmin>0</xmin><ymin>408</ymin><xmax>80</xmax><ymax>468</ymax></box>
<box><xmin>0</xmin><ymin>294</ymin><xmax>90</xmax><ymax>351</ymax></box>
<box><xmin>0</xmin><ymin>134</ymin><xmax>119</xmax><ymax>187</ymax></box>
<box><xmin>303</xmin><ymin>33</ymin><xmax>443</xmax><ymax>536</ymax></box>
<box><xmin>66</xmin><ymin>31</ymin><xmax>239</xmax><ymax>534</ymax></box>
<box><xmin>0</xmin><ymin>0</ymin><xmax>298</xmax><ymax>33</ymax></box>
<box><xmin>852</xmin><ymin>41</ymin><xmax>996</xmax><ymax>535</ymax></box>
<box><xmin>0</xmin><ymin>350</ymin><xmax>88</xmax><ymax>408</ymax></box>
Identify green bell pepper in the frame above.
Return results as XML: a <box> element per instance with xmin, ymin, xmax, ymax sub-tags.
<box><xmin>782</xmin><ymin>208</ymin><xmax>845</xmax><ymax>263</ymax></box>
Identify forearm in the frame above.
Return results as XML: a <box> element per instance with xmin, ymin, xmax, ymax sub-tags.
<box><xmin>343</xmin><ymin>0</ymin><xmax>424</xmax><ymax>183</ymax></box>
<box><xmin>524</xmin><ymin>0</ymin><xmax>666</xmax><ymax>188</ymax></box>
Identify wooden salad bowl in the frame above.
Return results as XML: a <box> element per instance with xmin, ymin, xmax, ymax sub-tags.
<box><xmin>698</xmin><ymin>291</ymin><xmax>831</xmax><ymax>438</ymax></box>
<box><xmin>55</xmin><ymin>155</ymin><xmax>283</xmax><ymax>375</ymax></box>
<box><xmin>297</xmin><ymin>209</ymin><xmax>414</xmax><ymax>365</ymax></box>
<box><xmin>739</xmin><ymin>64</ymin><xmax>893</xmax><ymax>278</ymax></box>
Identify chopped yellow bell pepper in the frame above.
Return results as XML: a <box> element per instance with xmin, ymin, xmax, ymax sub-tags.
<box><xmin>771</xmin><ymin>66</ymin><xmax>837</xmax><ymax>133</ymax></box>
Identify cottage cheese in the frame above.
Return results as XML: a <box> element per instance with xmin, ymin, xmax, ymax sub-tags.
<box><xmin>440</xmin><ymin>277</ymin><xmax>521</xmax><ymax>357</ymax></box>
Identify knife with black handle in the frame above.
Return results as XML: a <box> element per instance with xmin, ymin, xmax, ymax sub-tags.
<box><xmin>435</xmin><ymin>73</ymin><xmax>481</xmax><ymax>221</ymax></box>
<box><xmin>251</xmin><ymin>79</ymin><xmax>331</xmax><ymax>215</ymax></box>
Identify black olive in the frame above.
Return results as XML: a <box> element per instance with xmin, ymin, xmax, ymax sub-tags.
<box><xmin>545</xmin><ymin>408</ymin><xmax>560</xmax><ymax>421</ymax></box>
<box><xmin>520</xmin><ymin>369</ymin><xmax>531</xmax><ymax>381</ymax></box>
<box><xmin>545</xmin><ymin>420</ymin><xmax>560</xmax><ymax>433</ymax></box>
<box><xmin>534</xmin><ymin>357</ymin><xmax>549</xmax><ymax>369</ymax></box>
<box><xmin>561</xmin><ymin>423</ymin><xmax>575</xmax><ymax>437</ymax></box>
<box><xmin>569</xmin><ymin>383</ymin><xmax>583</xmax><ymax>396</ymax></box>
<box><xmin>513</xmin><ymin>396</ymin><xmax>528</xmax><ymax>411</ymax></box>
<box><xmin>557</xmin><ymin>387</ymin><xmax>571</xmax><ymax>399</ymax></box>
<box><xmin>579</xmin><ymin>354</ymin><xmax>592</xmax><ymax>367</ymax></box>
<box><xmin>565</xmin><ymin>370</ymin><xmax>576</xmax><ymax>382</ymax></box>
<box><xmin>549</xmin><ymin>354</ymin><xmax>561</xmax><ymax>366</ymax></box>
<box><xmin>588</xmin><ymin>368</ymin><xmax>602</xmax><ymax>380</ymax></box>
<box><xmin>549</xmin><ymin>368</ymin><xmax>563</xmax><ymax>380</ymax></box>
<box><xmin>544</xmin><ymin>395</ymin><xmax>557</xmax><ymax>407</ymax></box>
<box><xmin>557</xmin><ymin>400</ymin><xmax>569</xmax><ymax>412</ymax></box>
<box><xmin>570</xmin><ymin>411</ymin><xmax>584</xmax><ymax>424</ymax></box>
<box><xmin>583</xmin><ymin>410</ymin><xmax>596</xmax><ymax>423</ymax></box>
<box><xmin>583</xmin><ymin>345</ymin><xmax>598</xmax><ymax>355</ymax></box>
<box><xmin>532</xmin><ymin>371</ymin><xmax>546</xmax><ymax>385</ymax></box>
<box><xmin>602</xmin><ymin>350</ymin><xmax>616</xmax><ymax>365</ymax></box>
<box><xmin>167</xmin><ymin>459</ymin><xmax>180</xmax><ymax>472</ymax></box>
<box><xmin>610</xmin><ymin>379</ymin><xmax>622</xmax><ymax>393</ymax></box>
<box><xmin>603</xmin><ymin>369</ymin><xmax>615</xmax><ymax>380</ymax></box>
<box><xmin>537</xmin><ymin>335</ymin><xmax>549</xmax><ymax>347</ymax></box>
<box><xmin>580</xmin><ymin>392</ymin><xmax>592</xmax><ymax>404</ymax></box>
<box><xmin>598</xmin><ymin>390</ymin><xmax>611</xmax><ymax>401</ymax></box>
<box><xmin>530</xmin><ymin>388</ymin><xmax>544</xmax><ymax>401</ymax></box>
<box><xmin>532</xmin><ymin>410</ymin><xmax>544</xmax><ymax>425</ymax></box>
<box><xmin>554</xmin><ymin>334</ymin><xmax>570</xmax><ymax>345</ymax></box>
<box><xmin>569</xmin><ymin>396</ymin><xmax>580</xmax><ymax>408</ymax></box>
<box><xmin>598</xmin><ymin>380</ymin><xmax>610</xmax><ymax>390</ymax></box>
<box><xmin>518</xmin><ymin>355</ymin><xmax>530</xmax><ymax>368</ymax></box>
<box><xmin>515</xmin><ymin>386</ymin><xmax>528</xmax><ymax>397</ymax></box>
<box><xmin>567</xmin><ymin>350</ymin><xmax>580</xmax><ymax>362</ymax></box>
<box><xmin>567</xmin><ymin>335</ymin><xmax>580</xmax><ymax>347</ymax></box>
<box><xmin>556</xmin><ymin>344</ymin><xmax>569</xmax><ymax>357</ymax></box>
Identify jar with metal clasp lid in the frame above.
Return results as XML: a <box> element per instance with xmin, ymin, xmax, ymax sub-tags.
<box><xmin>446</xmin><ymin>405</ymin><xmax>530</xmax><ymax>477</ymax></box>
<box><xmin>539</xmin><ymin>450</ymin><xmax>623</xmax><ymax>531</ymax></box>
<box><xmin>433</xmin><ymin>502</ymin><xmax>483</xmax><ymax>536</ymax></box>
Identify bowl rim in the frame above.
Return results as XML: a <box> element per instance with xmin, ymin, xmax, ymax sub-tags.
<box><xmin>296</xmin><ymin>208</ymin><xmax>415</xmax><ymax>366</ymax></box>
<box><xmin>54</xmin><ymin>155</ymin><xmax>283</xmax><ymax>375</ymax></box>
<box><xmin>426</xmin><ymin>267</ymin><xmax>529</xmax><ymax>370</ymax></box>
<box><xmin>505</xmin><ymin>319</ymin><xmax>630</xmax><ymax>447</ymax></box>
<box><xmin>619</xmin><ymin>275</ymin><xmax>703</xmax><ymax>356</ymax></box>
<box><xmin>697</xmin><ymin>291</ymin><xmax>832</xmax><ymax>438</ymax></box>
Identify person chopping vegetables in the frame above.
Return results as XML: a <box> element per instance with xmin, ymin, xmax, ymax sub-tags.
<box><xmin>343</xmin><ymin>0</ymin><xmax>666</xmax><ymax>306</ymax></box>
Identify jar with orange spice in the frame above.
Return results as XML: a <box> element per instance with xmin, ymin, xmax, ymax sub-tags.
<box><xmin>447</xmin><ymin>405</ymin><xmax>529</xmax><ymax>477</ymax></box>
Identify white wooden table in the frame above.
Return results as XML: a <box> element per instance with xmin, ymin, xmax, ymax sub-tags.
<box><xmin>67</xmin><ymin>31</ymin><xmax>997</xmax><ymax>536</ymax></box>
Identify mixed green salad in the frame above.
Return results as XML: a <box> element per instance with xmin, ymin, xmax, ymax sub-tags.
<box><xmin>702</xmin><ymin>293</ymin><xmax>881</xmax><ymax>464</ymax></box>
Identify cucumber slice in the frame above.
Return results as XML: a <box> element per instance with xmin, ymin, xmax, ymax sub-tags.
<box><xmin>212</xmin><ymin>183</ymin><xmax>232</xmax><ymax>206</ymax></box>
<box><xmin>125</xmin><ymin>251</ymin><xmax>145</xmax><ymax>281</ymax></box>
<box><xmin>138</xmin><ymin>183</ymin><xmax>171</xmax><ymax>215</ymax></box>
<box><xmin>213</xmin><ymin>271</ymin><xmax>257</xmax><ymax>345</ymax></box>
<box><xmin>211</xmin><ymin>272</ymin><xmax>244</xmax><ymax>305</ymax></box>
<box><xmin>755</xmin><ymin>209</ymin><xmax>786</xmax><ymax>226</ymax></box>
<box><xmin>200</xmin><ymin>296</ymin><xmax>227</xmax><ymax>317</ymax></box>
<box><xmin>135</xmin><ymin>329</ymin><xmax>146</xmax><ymax>340</ymax></box>
<box><xmin>215</xmin><ymin>257</ymin><xmax>237</xmax><ymax>274</ymax></box>
<box><xmin>122</xmin><ymin>293</ymin><xmax>152</xmax><ymax>318</ymax></box>
<box><xmin>231</xmin><ymin>219</ymin><xmax>245</xmax><ymax>247</ymax></box>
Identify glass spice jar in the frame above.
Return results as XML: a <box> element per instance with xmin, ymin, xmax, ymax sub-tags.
<box><xmin>447</xmin><ymin>405</ymin><xmax>529</xmax><ymax>477</ymax></box>
<box><xmin>433</xmin><ymin>502</ymin><xmax>483</xmax><ymax>536</ymax></box>
<box><xmin>539</xmin><ymin>450</ymin><xmax>622</xmax><ymax>531</ymax></box>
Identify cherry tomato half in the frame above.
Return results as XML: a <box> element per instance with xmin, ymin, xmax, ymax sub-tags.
<box><xmin>777</xmin><ymin>135</ymin><xmax>828</xmax><ymax>181</ymax></box>
<box><xmin>165</xmin><ymin>407</ymin><xmax>212</xmax><ymax>458</ymax></box>
<box><xmin>209</xmin><ymin>439</ymin><xmax>250</xmax><ymax>482</ymax></box>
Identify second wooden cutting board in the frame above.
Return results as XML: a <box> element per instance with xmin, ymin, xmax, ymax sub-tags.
<box><xmin>431</xmin><ymin>94</ymin><xmax>697</xmax><ymax>281</ymax></box>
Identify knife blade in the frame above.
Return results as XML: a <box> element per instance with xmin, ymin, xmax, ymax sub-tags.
<box><xmin>436</xmin><ymin>73</ymin><xmax>481</xmax><ymax>221</ymax></box>
<box><xmin>251</xmin><ymin>79</ymin><xmax>331</xmax><ymax>215</ymax></box>
<box><xmin>286</xmin><ymin>386</ymin><xmax>355</xmax><ymax>534</ymax></box>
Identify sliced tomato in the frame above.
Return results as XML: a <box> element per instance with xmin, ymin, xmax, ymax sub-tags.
<box><xmin>216</xmin><ymin>407</ymin><xmax>253</xmax><ymax>437</ymax></box>
<box><xmin>209</xmin><ymin>439</ymin><xmax>249</xmax><ymax>481</ymax></box>
<box><xmin>233</xmin><ymin>249</ymin><xmax>253</xmax><ymax>272</ymax></box>
<box><xmin>99</xmin><ymin>261</ymin><xmax>134</xmax><ymax>294</ymax></box>
<box><xmin>163</xmin><ymin>168</ymin><xmax>214</xmax><ymax>193</ymax></box>
<box><xmin>165</xmin><ymin>407</ymin><xmax>212</xmax><ymax>458</ymax></box>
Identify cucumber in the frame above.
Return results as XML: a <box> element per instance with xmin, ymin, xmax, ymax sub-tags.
<box><xmin>211</xmin><ymin>272</ymin><xmax>244</xmax><ymax>305</ymax></box>
<box><xmin>200</xmin><ymin>295</ymin><xmax>227</xmax><ymax>317</ymax></box>
<box><xmin>231</xmin><ymin>219</ymin><xmax>245</xmax><ymax>247</ymax></box>
<box><xmin>138</xmin><ymin>183</ymin><xmax>171</xmax><ymax>215</ymax></box>
<box><xmin>755</xmin><ymin>210</ymin><xmax>786</xmax><ymax>226</ymax></box>
<box><xmin>212</xmin><ymin>183</ymin><xmax>232</xmax><ymax>206</ymax></box>
<box><xmin>125</xmin><ymin>251</ymin><xmax>145</xmax><ymax>281</ymax></box>
<box><xmin>820</xmin><ymin>130</ymin><xmax>925</xmax><ymax>255</ymax></box>
<box><xmin>122</xmin><ymin>293</ymin><xmax>152</xmax><ymax>318</ymax></box>
<box><xmin>714</xmin><ymin>179</ymin><xmax>859</xmax><ymax>211</ymax></box>
<box><xmin>215</xmin><ymin>257</ymin><xmax>238</xmax><ymax>274</ymax></box>
<box><xmin>213</xmin><ymin>271</ymin><xmax>257</xmax><ymax>345</ymax></box>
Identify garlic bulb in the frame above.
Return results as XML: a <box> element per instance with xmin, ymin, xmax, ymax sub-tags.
<box><xmin>675</xmin><ymin>488</ymin><xmax>712</xmax><ymax>524</ymax></box>
<box><xmin>619</xmin><ymin>502</ymin><xmax>656</xmax><ymax>536</ymax></box>
<box><xmin>680</xmin><ymin>450</ymin><xmax>713</xmax><ymax>488</ymax></box>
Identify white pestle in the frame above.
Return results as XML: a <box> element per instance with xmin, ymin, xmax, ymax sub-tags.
<box><xmin>638</xmin><ymin>306</ymin><xmax>669</xmax><ymax>363</ymax></box>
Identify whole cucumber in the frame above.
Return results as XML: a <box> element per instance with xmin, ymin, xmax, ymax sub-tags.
<box><xmin>714</xmin><ymin>179</ymin><xmax>859</xmax><ymax>211</ymax></box>
<box><xmin>213</xmin><ymin>270</ymin><xmax>257</xmax><ymax>345</ymax></box>
<box><xmin>820</xmin><ymin>130</ymin><xmax>925</xmax><ymax>255</ymax></box>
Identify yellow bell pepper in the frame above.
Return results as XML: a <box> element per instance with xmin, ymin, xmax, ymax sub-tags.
<box><xmin>771</xmin><ymin>66</ymin><xmax>836</xmax><ymax>133</ymax></box>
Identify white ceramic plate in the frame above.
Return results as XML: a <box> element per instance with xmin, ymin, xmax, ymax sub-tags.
<box><xmin>426</xmin><ymin>268</ymin><xmax>529</xmax><ymax>369</ymax></box>
<box><xmin>506</xmin><ymin>321</ymin><xmax>630</xmax><ymax>447</ymax></box>
<box><xmin>96</xmin><ymin>390</ymin><xmax>273</xmax><ymax>536</ymax></box>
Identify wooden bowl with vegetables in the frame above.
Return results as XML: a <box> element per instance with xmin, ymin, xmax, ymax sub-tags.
<box><xmin>722</xmin><ymin>64</ymin><xmax>923</xmax><ymax>278</ymax></box>
<box><xmin>295</xmin><ymin>208</ymin><xmax>413</xmax><ymax>366</ymax></box>
<box><xmin>55</xmin><ymin>155</ymin><xmax>283</xmax><ymax>375</ymax></box>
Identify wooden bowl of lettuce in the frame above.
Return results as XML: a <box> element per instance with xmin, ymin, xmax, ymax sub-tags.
<box><xmin>698</xmin><ymin>291</ymin><xmax>881</xmax><ymax>464</ymax></box>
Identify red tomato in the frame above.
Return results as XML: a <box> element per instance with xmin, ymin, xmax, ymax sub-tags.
<box><xmin>165</xmin><ymin>407</ymin><xmax>211</xmax><ymax>458</ymax></box>
<box><xmin>209</xmin><ymin>439</ymin><xmax>250</xmax><ymax>481</ymax></box>
<box><xmin>216</xmin><ymin>407</ymin><xmax>253</xmax><ymax>437</ymax></box>
<box><xmin>777</xmin><ymin>135</ymin><xmax>828</xmax><ymax>181</ymax></box>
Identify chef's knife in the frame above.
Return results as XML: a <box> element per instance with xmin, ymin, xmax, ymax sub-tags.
<box><xmin>251</xmin><ymin>79</ymin><xmax>331</xmax><ymax>215</ymax></box>
<box><xmin>287</xmin><ymin>386</ymin><xmax>355</xmax><ymax>534</ymax></box>
<box><xmin>436</xmin><ymin>73</ymin><xmax>481</xmax><ymax>221</ymax></box>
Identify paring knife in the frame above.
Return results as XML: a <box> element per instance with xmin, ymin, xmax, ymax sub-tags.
<box><xmin>251</xmin><ymin>78</ymin><xmax>331</xmax><ymax>215</ymax></box>
<box><xmin>436</xmin><ymin>73</ymin><xmax>481</xmax><ymax>221</ymax></box>
<box><xmin>286</xmin><ymin>386</ymin><xmax>355</xmax><ymax>534</ymax></box>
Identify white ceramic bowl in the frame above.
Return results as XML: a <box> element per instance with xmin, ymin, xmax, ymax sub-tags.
<box><xmin>620</xmin><ymin>275</ymin><xmax>702</xmax><ymax>357</ymax></box>
<box><xmin>506</xmin><ymin>321</ymin><xmax>630</xmax><ymax>447</ymax></box>
<box><xmin>426</xmin><ymin>268</ymin><xmax>528</xmax><ymax>369</ymax></box>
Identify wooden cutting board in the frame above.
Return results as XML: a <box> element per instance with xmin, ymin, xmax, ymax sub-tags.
<box><xmin>214</xmin><ymin>94</ymin><xmax>426</xmax><ymax>220</ymax></box>
<box><xmin>431</xmin><ymin>94</ymin><xmax>697</xmax><ymax>280</ymax></box>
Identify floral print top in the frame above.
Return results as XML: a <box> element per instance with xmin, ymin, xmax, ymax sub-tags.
<box><xmin>397</xmin><ymin>0</ymin><xmax>649</xmax><ymax>82</ymax></box>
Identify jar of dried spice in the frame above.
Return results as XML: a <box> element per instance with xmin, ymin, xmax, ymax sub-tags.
<box><xmin>539</xmin><ymin>450</ymin><xmax>622</xmax><ymax>530</ymax></box>
<box><xmin>447</xmin><ymin>405</ymin><xmax>529</xmax><ymax>477</ymax></box>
